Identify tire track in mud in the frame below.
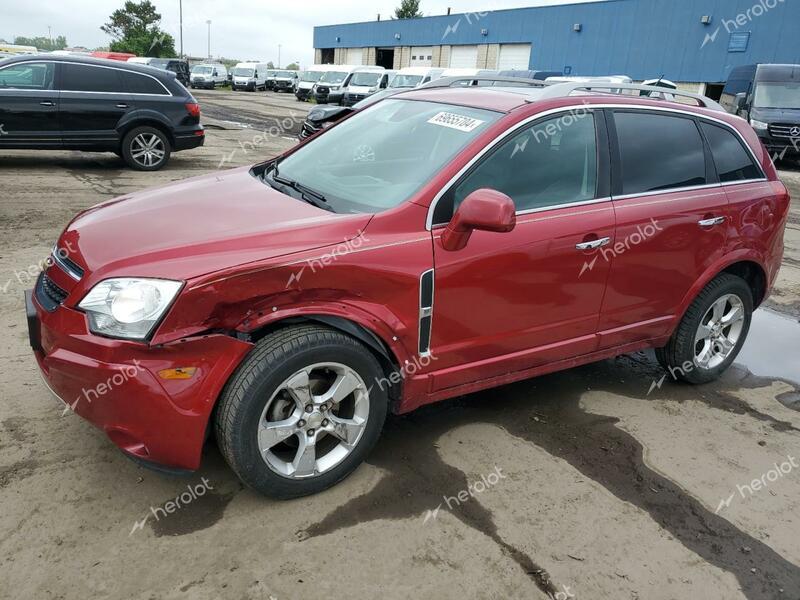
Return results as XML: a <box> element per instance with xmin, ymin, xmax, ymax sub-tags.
<box><xmin>301</xmin><ymin>358</ymin><xmax>800</xmax><ymax>599</ymax></box>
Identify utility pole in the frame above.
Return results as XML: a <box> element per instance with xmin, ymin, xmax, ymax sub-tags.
<box><xmin>47</xmin><ymin>25</ymin><xmax>52</xmax><ymax>48</ymax></box>
<box><xmin>206</xmin><ymin>20</ymin><xmax>212</xmax><ymax>59</ymax></box>
<box><xmin>278</xmin><ymin>44</ymin><xmax>282</xmax><ymax>68</ymax></box>
<box><xmin>179</xmin><ymin>0</ymin><xmax>183</xmax><ymax>57</ymax></box>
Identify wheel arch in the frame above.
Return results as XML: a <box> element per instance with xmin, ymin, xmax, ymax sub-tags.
<box><xmin>118</xmin><ymin>117</ymin><xmax>176</xmax><ymax>149</ymax></box>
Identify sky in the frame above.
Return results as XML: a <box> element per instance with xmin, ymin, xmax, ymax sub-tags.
<box><xmin>0</xmin><ymin>0</ymin><xmax>607</xmax><ymax>67</ymax></box>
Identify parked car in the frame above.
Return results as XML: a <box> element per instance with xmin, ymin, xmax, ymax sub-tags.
<box><xmin>0</xmin><ymin>54</ymin><xmax>204</xmax><ymax>170</ymax></box>
<box><xmin>127</xmin><ymin>57</ymin><xmax>191</xmax><ymax>87</ymax></box>
<box><xmin>389</xmin><ymin>67</ymin><xmax>446</xmax><ymax>89</ymax></box>
<box><xmin>271</xmin><ymin>69</ymin><xmax>299</xmax><ymax>93</ymax></box>
<box><xmin>341</xmin><ymin>67</ymin><xmax>394</xmax><ymax>106</ymax></box>
<box><xmin>312</xmin><ymin>65</ymin><xmax>358</xmax><ymax>103</ymax></box>
<box><xmin>190</xmin><ymin>63</ymin><xmax>228</xmax><ymax>89</ymax></box>
<box><xmin>299</xmin><ymin>74</ymin><xmax>546</xmax><ymax>140</ymax></box>
<box><xmin>231</xmin><ymin>62</ymin><xmax>269</xmax><ymax>91</ymax></box>
<box><xmin>499</xmin><ymin>69</ymin><xmax>562</xmax><ymax>80</ymax></box>
<box><xmin>720</xmin><ymin>64</ymin><xmax>800</xmax><ymax>160</ymax></box>
<box><xmin>27</xmin><ymin>82</ymin><xmax>788</xmax><ymax>500</ymax></box>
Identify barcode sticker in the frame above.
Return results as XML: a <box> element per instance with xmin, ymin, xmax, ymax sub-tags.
<box><xmin>427</xmin><ymin>112</ymin><xmax>485</xmax><ymax>132</ymax></box>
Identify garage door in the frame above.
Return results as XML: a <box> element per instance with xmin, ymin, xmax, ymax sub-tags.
<box><xmin>498</xmin><ymin>44</ymin><xmax>531</xmax><ymax>70</ymax></box>
<box><xmin>345</xmin><ymin>48</ymin><xmax>363</xmax><ymax>65</ymax></box>
<box><xmin>449</xmin><ymin>45</ymin><xmax>478</xmax><ymax>68</ymax></box>
<box><xmin>410</xmin><ymin>47</ymin><xmax>433</xmax><ymax>67</ymax></box>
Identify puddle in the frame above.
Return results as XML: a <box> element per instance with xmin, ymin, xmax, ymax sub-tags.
<box><xmin>735</xmin><ymin>309</ymin><xmax>800</xmax><ymax>384</ymax></box>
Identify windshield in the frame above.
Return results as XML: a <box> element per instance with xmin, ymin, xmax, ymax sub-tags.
<box><xmin>273</xmin><ymin>99</ymin><xmax>500</xmax><ymax>214</ymax></box>
<box><xmin>754</xmin><ymin>82</ymin><xmax>800</xmax><ymax>109</ymax></box>
<box><xmin>390</xmin><ymin>74</ymin><xmax>423</xmax><ymax>88</ymax></box>
<box><xmin>301</xmin><ymin>71</ymin><xmax>322</xmax><ymax>82</ymax></box>
<box><xmin>265</xmin><ymin>70</ymin><xmax>277</xmax><ymax>77</ymax></box>
<box><xmin>233</xmin><ymin>68</ymin><xmax>254</xmax><ymax>77</ymax></box>
<box><xmin>275</xmin><ymin>71</ymin><xmax>295</xmax><ymax>78</ymax></box>
<box><xmin>350</xmin><ymin>72</ymin><xmax>381</xmax><ymax>87</ymax></box>
<box><xmin>149</xmin><ymin>59</ymin><xmax>169</xmax><ymax>69</ymax></box>
<box><xmin>192</xmin><ymin>66</ymin><xmax>213</xmax><ymax>75</ymax></box>
<box><xmin>319</xmin><ymin>71</ymin><xmax>348</xmax><ymax>84</ymax></box>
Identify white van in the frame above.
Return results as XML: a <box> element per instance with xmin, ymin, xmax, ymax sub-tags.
<box><xmin>388</xmin><ymin>67</ymin><xmax>445</xmax><ymax>89</ymax></box>
<box><xmin>232</xmin><ymin>62</ymin><xmax>269</xmax><ymax>91</ymax></box>
<box><xmin>190</xmin><ymin>63</ymin><xmax>228</xmax><ymax>89</ymax></box>
<box><xmin>296</xmin><ymin>65</ymin><xmax>336</xmax><ymax>101</ymax></box>
<box><xmin>311</xmin><ymin>65</ymin><xmax>362</xmax><ymax>104</ymax></box>
<box><xmin>340</xmin><ymin>66</ymin><xmax>391</xmax><ymax>106</ymax></box>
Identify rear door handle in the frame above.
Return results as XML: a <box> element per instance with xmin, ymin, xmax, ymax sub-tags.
<box><xmin>576</xmin><ymin>237</ymin><xmax>611</xmax><ymax>251</ymax></box>
<box><xmin>698</xmin><ymin>216</ymin><xmax>726</xmax><ymax>227</ymax></box>
<box><xmin>39</xmin><ymin>101</ymin><xmax>55</xmax><ymax>107</ymax></box>
<box><xmin>116</xmin><ymin>103</ymin><xmax>129</xmax><ymax>109</ymax></box>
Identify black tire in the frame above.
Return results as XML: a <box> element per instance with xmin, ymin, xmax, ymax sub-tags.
<box><xmin>655</xmin><ymin>273</ymin><xmax>753</xmax><ymax>384</ymax></box>
<box><xmin>121</xmin><ymin>125</ymin><xmax>171</xmax><ymax>171</ymax></box>
<box><xmin>215</xmin><ymin>324</ymin><xmax>388</xmax><ymax>499</ymax></box>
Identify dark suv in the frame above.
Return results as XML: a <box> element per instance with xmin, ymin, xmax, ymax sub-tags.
<box><xmin>0</xmin><ymin>55</ymin><xmax>204</xmax><ymax>170</ymax></box>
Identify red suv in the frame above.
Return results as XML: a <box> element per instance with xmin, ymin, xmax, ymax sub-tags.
<box><xmin>27</xmin><ymin>83</ymin><xmax>789</xmax><ymax>498</ymax></box>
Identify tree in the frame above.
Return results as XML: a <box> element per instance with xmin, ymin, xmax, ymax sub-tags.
<box><xmin>285</xmin><ymin>62</ymin><xmax>299</xmax><ymax>71</ymax></box>
<box><xmin>395</xmin><ymin>0</ymin><xmax>422</xmax><ymax>19</ymax></box>
<box><xmin>13</xmin><ymin>35</ymin><xmax>68</xmax><ymax>51</ymax></box>
<box><xmin>101</xmin><ymin>1</ymin><xmax>176</xmax><ymax>57</ymax></box>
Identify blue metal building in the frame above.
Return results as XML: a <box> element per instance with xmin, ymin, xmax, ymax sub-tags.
<box><xmin>312</xmin><ymin>0</ymin><xmax>800</xmax><ymax>88</ymax></box>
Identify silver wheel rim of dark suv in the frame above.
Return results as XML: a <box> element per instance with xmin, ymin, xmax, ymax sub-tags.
<box><xmin>130</xmin><ymin>133</ymin><xmax>166</xmax><ymax>167</ymax></box>
<box><xmin>693</xmin><ymin>294</ymin><xmax>745</xmax><ymax>370</ymax></box>
<box><xmin>258</xmin><ymin>362</ymin><xmax>370</xmax><ymax>479</ymax></box>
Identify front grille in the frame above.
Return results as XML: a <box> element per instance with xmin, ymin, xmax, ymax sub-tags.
<box><xmin>316</xmin><ymin>86</ymin><xmax>330</xmax><ymax>94</ymax></box>
<box><xmin>768</xmin><ymin>124</ymin><xmax>800</xmax><ymax>139</ymax></box>
<box><xmin>35</xmin><ymin>274</ymin><xmax>68</xmax><ymax>312</ymax></box>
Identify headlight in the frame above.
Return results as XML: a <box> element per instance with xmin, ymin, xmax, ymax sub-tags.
<box><xmin>750</xmin><ymin>119</ymin><xmax>769</xmax><ymax>131</ymax></box>
<box><xmin>78</xmin><ymin>278</ymin><xmax>182</xmax><ymax>341</ymax></box>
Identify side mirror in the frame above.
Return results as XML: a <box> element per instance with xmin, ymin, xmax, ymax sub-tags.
<box><xmin>441</xmin><ymin>188</ymin><xmax>516</xmax><ymax>251</ymax></box>
<box><xmin>734</xmin><ymin>92</ymin><xmax>747</xmax><ymax>111</ymax></box>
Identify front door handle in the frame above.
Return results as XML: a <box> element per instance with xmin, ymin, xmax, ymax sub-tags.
<box><xmin>576</xmin><ymin>237</ymin><xmax>611</xmax><ymax>251</ymax></box>
<box><xmin>698</xmin><ymin>216</ymin><xmax>726</xmax><ymax>227</ymax></box>
<box><xmin>39</xmin><ymin>101</ymin><xmax>55</xmax><ymax>107</ymax></box>
<box><xmin>116</xmin><ymin>103</ymin><xmax>129</xmax><ymax>109</ymax></box>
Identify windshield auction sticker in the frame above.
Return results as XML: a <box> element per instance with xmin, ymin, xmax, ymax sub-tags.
<box><xmin>427</xmin><ymin>112</ymin><xmax>485</xmax><ymax>132</ymax></box>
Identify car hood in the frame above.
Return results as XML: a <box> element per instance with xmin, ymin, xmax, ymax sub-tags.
<box><xmin>60</xmin><ymin>167</ymin><xmax>372</xmax><ymax>283</ymax></box>
<box><xmin>751</xmin><ymin>107</ymin><xmax>800</xmax><ymax>122</ymax></box>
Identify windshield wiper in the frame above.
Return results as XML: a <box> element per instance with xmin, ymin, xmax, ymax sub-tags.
<box><xmin>267</xmin><ymin>163</ymin><xmax>334</xmax><ymax>212</ymax></box>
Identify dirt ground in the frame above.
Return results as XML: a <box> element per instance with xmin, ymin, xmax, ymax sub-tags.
<box><xmin>1</xmin><ymin>89</ymin><xmax>799</xmax><ymax>600</ymax></box>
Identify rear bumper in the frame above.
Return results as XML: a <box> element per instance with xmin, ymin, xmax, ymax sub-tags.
<box><xmin>174</xmin><ymin>129</ymin><xmax>205</xmax><ymax>151</ymax></box>
<box><xmin>27</xmin><ymin>286</ymin><xmax>252</xmax><ymax>470</ymax></box>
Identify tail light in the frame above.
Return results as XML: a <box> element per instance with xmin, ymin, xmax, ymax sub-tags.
<box><xmin>185</xmin><ymin>102</ymin><xmax>201</xmax><ymax>118</ymax></box>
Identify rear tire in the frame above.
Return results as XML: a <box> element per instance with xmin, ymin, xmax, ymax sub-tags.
<box><xmin>655</xmin><ymin>273</ymin><xmax>753</xmax><ymax>384</ymax></box>
<box><xmin>215</xmin><ymin>325</ymin><xmax>388</xmax><ymax>499</ymax></box>
<box><xmin>121</xmin><ymin>126</ymin><xmax>171</xmax><ymax>171</ymax></box>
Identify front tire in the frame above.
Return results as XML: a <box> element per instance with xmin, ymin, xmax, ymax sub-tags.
<box><xmin>121</xmin><ymin>126</ymin><xmax>171</xmax><ymax>171</ymax></box>
<box><xmin>655</xmin><ymin>273</ymin><xmax>753</xmax><ymax>384</ymax></box>
<box><xmin>215</xmin><ymin>325</ymin><xmax>388</xmax><ymax>499</ymax></box>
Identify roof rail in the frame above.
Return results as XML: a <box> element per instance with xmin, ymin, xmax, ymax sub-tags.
<box><xmin>538</xmin><ymin>81</ymin><xmax>726</xmax><ymax>112</ymax></box>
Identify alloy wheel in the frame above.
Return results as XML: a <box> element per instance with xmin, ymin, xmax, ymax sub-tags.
<box><xmin>693</xmin><ymin>293</ymin><xmax>745</xmax><ymax>370</ymax></box>
<box><xmin>130</xmin><ymin>133</ymin><xmax>166</xmax><ymax>168</ymax></box>
<box><xmin>258</xmin><ymin>362</ymin><xmax>370</xmax><ymax>479</ymax></box>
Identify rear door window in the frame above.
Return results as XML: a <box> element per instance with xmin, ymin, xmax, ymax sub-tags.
<box><xmin>700</xmin><ymin>121</ymin><xmax>763</xmax><ymax>182</ymax></box>
<box><xmin>61</xmin><ymin>64</ymin><xmax>124</xmax><ymax>93</ymax></box>
<box><xmin>614</xmin><ymin>111</ymin><xmax>707</xmax><ymax>195</ymax></box>
<box><xmin>0</xmin><ymin>62</ymin><xmax>55</xmax><ymax>90</ymax></box>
